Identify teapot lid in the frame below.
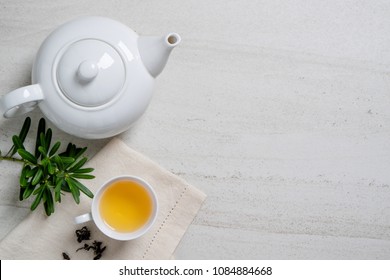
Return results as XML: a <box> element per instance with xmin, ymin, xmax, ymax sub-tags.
<box><xmin>56</xmin><ymin>39</ymin><xmax>125</xmax><ymax>107</ymax></box>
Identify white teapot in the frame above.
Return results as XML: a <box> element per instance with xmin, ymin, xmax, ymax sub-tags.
<box><xmin>0</xmin><ymin>16</ymin><xmax>181</xmax><ymax>139</ymax></box>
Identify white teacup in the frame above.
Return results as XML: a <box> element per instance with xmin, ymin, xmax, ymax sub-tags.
<box><xmin>75</xmin><ymin>175</ymin><xmax>158</xmax><ymax>241</ymax></box>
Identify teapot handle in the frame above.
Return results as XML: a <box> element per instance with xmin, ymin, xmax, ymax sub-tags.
<box><xmin>0</xmin><ymin>84</ymin><xmax>44</xmax><ymax>118</ymax></box>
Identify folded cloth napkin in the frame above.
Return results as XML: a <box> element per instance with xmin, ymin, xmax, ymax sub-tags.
<box><xmin>0</xmin><ymin>138</ymin><xmax>206</xmax><ymax>259</ymax></box>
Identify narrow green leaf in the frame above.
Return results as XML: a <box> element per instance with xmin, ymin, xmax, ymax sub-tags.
<box><xmin>53</xmin><ymin>155</ymin><xmax>64</xmax><ymax>170</ymax></box>
<box><xmin>41</xmin><ymin>158</ymin><xmax>49</xmax><ymax>168</ymax></box>
<box><xmin>19</xmin><ymin>187</ymin><xmax>25</xmax><ymax>201</ymax></box>
<box><xmin>60</xmin><ymin>143</ymin><xmax>85</xmax><ymax>159</ymax></box>
<box><xmin>68</xmin><ymin>157</ymin><xmax>88</xmax><ymax>172</ymax></box>
<box><xmin>31</xmin><ymin>185</ymin><xmax>45</xmax><ymax>211</ymax></box>
<box><xmin>39</xmin><ymin>132</ymin><xmax>46</xmax><ymax>154</ymax></box>
<box><xmin>19</xmin><ymin>170</ymin><xmax>28</xmax><ymax>187</ymax></box>
<box><xmin>74</xmin><ymin>147</ymin><xmax>87</xmax><ymax>161</ymax></box>
<box><xmin>48</xmin><ymin>162</ymin><xmax>55</xmax><ymax>175</ymax></box>
<box><xmin>20</xmin><ymin>176</ymin><xmax>28</xmax><ymax>187</ymax></box>
<box><xmin>26</xmin><ymin>166</ymin><xmax>38</xmax><ymax>178</ymax></box>
<box><xmin>45</xmin><ymin>128</ymin><xmax>52</xmax><ymax>152</ymax></box>
<box><xmin>60</xmin><ymin>143</ymin><xmax>74</xmax><ymax>157</ymax></box>
<box><xmin>67</xmin><ymin>143</ymin><xmax>74</xmax><ymax>154</ymax></box>
<box><xmin>32</xmin><ymin>168</ymin><xmax>43</xmax><ymax>185</ymax></box>
<box><xmin>54</xmin><ymin>178</ymin><xmax>63</xmax><ymax>202</ymax></box>
<box><xmin>72</xmin><ymin>167</ymin><xmax>94</xmax><ymax>174</ymax></box>
<box><xmin>7</xmin><ymin>117</ymin><xmax>31</xmax><ymax>156</ymax></box>
<box><xmin>19</xmin><ymin>117</ymin><xmax>31</xmax><ymax>142</ymax></box>
<box><xmin>12</xmin><ymin>135</ymin><xmax>24</xmax><ymax>151</ymax></box>
<box><xmin>33</xmin><ymin>184</ymin><xmax>43</xmax><ymax>195</ymax></box>
<box><xmin>23</xmin><ymin>186</ymin><xmax>35</xmax><ymax>200</ymax></box>
<box><xmin>71</xmin><ymin>173</ymin><xmax>95</xmax><ymax>180</ymax></box>
<box><xmin>35</xmin><ymin>118</ymin><xmax>46</xmax><ymax>157</ymax></box>
<box><xmin>49</xmin><ymin>141</ymin><xmax>61</xmax><ymax>157</ymax></box>
<box><xmin>61</xmin><ymin>181</ymin><xmax>71</xmax><ymax>192</ymax></box>
<box><xmin>22</xmin><ymin>165</ymin><xmax>31</xmax><ymax>176</ymax></box>
<box><xmin>68</xmin><ymin>177</ymin><xmax>94</xmax><ymax>198</ymax></box>
<box><xmin>20</xmin><ymin>166</ymin><xmax>30</xmax><ymax>187</ymax></box>
<box><xmin>43</xmin><ymin>188</ymin><xmax>54</xmax><ymax>216</ymax></box>
<box><xmin>66</xmin><ymin>177</ymin><xmax>80</xmax><ymax>204</ymax></box>
<box><xmin>17</xmin><ymin>149</ymin><xmax>37</xmax><ymax>164</ymax></box>
<box><xmin>60</xmin><ymin>156</ymin><xmax>75</xmax><ymax>165</ymax></box>
<box><xmin>38</xmin><ymin>146</ymin><xmax>47</xmax><ymax>158</ymax></box>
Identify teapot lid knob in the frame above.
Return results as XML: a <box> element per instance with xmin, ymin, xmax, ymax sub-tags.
<box><xmin>77</xmin><ymin>60</ymin><xmax>99</xmax><ymax>82</ymax></box>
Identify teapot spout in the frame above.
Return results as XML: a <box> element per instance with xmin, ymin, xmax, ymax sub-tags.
<box><xmin>138</xmin><ymin>33</ymin><xmax>181</xmax><ymax>78</ymax></box>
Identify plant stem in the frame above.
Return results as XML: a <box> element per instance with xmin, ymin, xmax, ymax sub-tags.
<box><xmin>0</xmin><ymin>156</ymin><xmax>25</xmax><ymax>164</ymax></box>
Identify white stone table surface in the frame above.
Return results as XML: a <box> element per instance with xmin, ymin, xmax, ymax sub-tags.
<box><xmin>0</xmin><ymin>0</ymin><xmax>389</xmax><ymax>259</ymax></box>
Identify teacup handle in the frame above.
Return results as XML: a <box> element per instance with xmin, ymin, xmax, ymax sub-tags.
<box><xmin>0</xmin><ymin>84</ymin><xmax>44</xmax><ymax>118</ymax></box>
<box><xmin>74</xmin><ymin>213</ymin><xmax>93</xmax><ymax>224</ymax></box>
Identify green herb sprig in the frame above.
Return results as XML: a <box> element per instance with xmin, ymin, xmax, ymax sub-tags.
<box><xmin>0</xmin><ymin>117</ymin><xmax>94</xmax><ymax>216</ymax></box>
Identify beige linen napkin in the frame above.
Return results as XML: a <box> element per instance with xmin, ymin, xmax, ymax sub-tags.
<box><xmin>0</xmin><ymin>138</ymin><xmax>206</xmax><ymax>259</ymax></box>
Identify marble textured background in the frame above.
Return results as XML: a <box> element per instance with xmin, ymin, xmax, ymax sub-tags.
<box><xmin>0</xmin><ymin>0</ymin><xmax>389</xmax><ymax>259</ymax></box>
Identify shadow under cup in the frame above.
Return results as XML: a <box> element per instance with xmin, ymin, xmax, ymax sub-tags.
<box><xmin>91</xmin><ymin>176</ymin><xmax>158</xmax><ymax>241</ymax></box>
